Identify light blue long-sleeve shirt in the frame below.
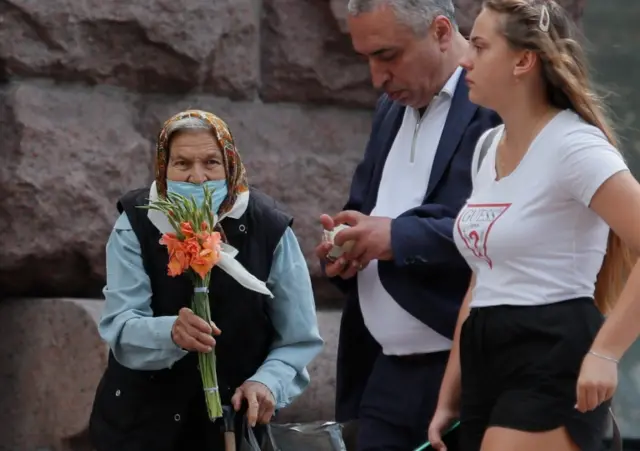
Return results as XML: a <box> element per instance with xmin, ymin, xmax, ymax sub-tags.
<box><xmin>99</xmin><ymin>212</ymin><xmax>323</xmax><ymax>409</ymax></box>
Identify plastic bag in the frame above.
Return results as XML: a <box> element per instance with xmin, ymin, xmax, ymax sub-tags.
<box><xmin>239</xmin><ymin>426</ymin><xmax>262</xmax><ymax>451</ymax></box>
<box><xmin>240</xmin><ymin>421</ymin><xmax>348</xmax><ymax>451</ymax></box>
<box><xmin>238</xmin><ymin>417</ymin><xmax>262</xmax><ymax>451</ymax></box>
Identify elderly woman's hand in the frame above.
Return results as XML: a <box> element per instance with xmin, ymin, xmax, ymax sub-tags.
<box><xmin>171</xmin><ymin>307</ymin><xmax>221</xmax><ymax>353</ymax></box>
<box><xmin>231</xmin><ymin>381</ymin><xmax>276</xmax><ymax>427</ymax></box>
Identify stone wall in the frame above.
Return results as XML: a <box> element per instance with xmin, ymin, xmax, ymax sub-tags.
<box><xmin>0</xmin><ymin>0</ymin><xmax>586</xmax><ymax>305</ymax></box>
<box><xmin>0</xmin><ymin>0</ymin><xmax>585</xmax><ymax>450</ymax></box>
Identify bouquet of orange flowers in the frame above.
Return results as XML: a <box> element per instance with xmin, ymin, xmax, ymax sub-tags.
<box><xmin>143</xmin><ymin>186</ymin><xmax>224</xmax><ymax>420</ymax></box>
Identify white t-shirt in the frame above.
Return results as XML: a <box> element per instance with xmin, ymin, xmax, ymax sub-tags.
<box><xmin>454</xmin><ymin>110</ymin><xmax>629</xmax><ymax>308</ymax></box>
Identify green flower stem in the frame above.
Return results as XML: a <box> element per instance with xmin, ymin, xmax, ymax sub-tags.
<box><xmin>192</xmin><ymin>277</ymin><xmax>223</xmax><ymax>421</ymax></box>
<box><xmin>138</xmin><ymin>184</ymin><xmax>222</xmax><ymax>420</ymax></box>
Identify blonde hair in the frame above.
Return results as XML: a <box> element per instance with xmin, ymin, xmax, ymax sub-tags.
<box><xmin>483</xmin><ymin>0</ymin><xmax>634</xmax><ymax>314</ymax></box>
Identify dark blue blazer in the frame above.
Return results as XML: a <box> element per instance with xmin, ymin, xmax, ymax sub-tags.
<box><xmin>333</xmin><ymin>72</ymin><xmax>502</xmax><ymax>422</ymax></box>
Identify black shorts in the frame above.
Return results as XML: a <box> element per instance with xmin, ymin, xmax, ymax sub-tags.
<box><xmin>459</xmin><ymin>297</ymin><xmax>610</xmax><ymax>451</ymax></box>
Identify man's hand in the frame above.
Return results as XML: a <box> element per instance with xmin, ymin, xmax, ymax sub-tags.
<box><xmin>231</xmin><ymin>381</ymin><xmax>276</xmax><ymax>427</ymax></box>
<box><xmin>171</xmin><ymin>307</ymin><xmax>221</xmax><ymax>353</ymax></box>
<box><xmin>315</xmin><ymin>214</ymin><xmax>359</xmax><ymax>280</ymax></box>
<box><xmin>333</xmin><ymin>210</ymin><xmax>393</xmax><ymax>268</ymax></box>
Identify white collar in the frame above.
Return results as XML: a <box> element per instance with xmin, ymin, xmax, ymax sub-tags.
<box><xmin>406</xmin><ymin>66</ymin><xmax>462</xmax><ymax>116</ymax></box>
<box><xmin>440</xmin><ymin>66</ymin><xmax>463</xmax><ymax>98</ymax></box>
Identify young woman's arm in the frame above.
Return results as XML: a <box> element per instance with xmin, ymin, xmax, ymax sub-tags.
<box><xmin>428</xmin><ymin>273</ymin><xmax>476</xmax><ymax>450</ymax></box>
<box><xmin>577</xmin><ymin>170</ymin><xmax>640</xmax><ymax>412</ymax></box>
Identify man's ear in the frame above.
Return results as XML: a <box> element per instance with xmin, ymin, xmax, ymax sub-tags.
<box><xmin>433</xmin><ymin>16</ymin><xmax>454</xmax><ymax>51</ymax></box>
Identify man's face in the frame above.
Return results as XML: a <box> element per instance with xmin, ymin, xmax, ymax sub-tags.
<box><xmin>347</xmin><ymin>4</ymin><xmax>448</xmax><ymax>108</ymax></box>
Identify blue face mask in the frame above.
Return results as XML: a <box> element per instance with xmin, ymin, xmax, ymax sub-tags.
<box><xmin>166</xmin><ymin>180</ymin><xmax>228</xmax><ymax>214</ymax></box>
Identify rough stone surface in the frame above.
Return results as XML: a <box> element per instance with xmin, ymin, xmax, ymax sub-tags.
<box><xmin>0</xmin><ymin>298</ymin><xmax>106</xmax><ymax>451</ymax></box>
<box><xmin>260</xmin><ymin>0</ymin><xmax>377</xmax><ymax>108</ymax></box>
<box><xmin>329</xmin><ymin>0</ymin><xmax>350</xmax><ymax>34</ymax></box>
<box><xmin>0</xmin><ymin>81</ymin><xmax>153</xmax><ymax>299</ymax></box>
<box><xmin>453</xmin><ymin>0</ymin><xmax>487</xmax><ymax>36</ymax></box>
<box><xmin>0</xmin><ymin>0</ymin><xmax>588</xmax><ymax>109</ymax></box>
<box><xmin>0</xmin><ymin>300</ymin><xmax>340</xmax><ymax>450</ymax></box>
<box><xmin>329</xmin><ymin>0</ymin><xmax>586</xmax><ymax>39</ymax></box>
<box><xmin>0</xmin><ymin>80</ymin><xmax>371</xmax><ymax>305</ymax></box>
<box><xmin>453</xmin><ymin>0</ymin><xmax>586</xmax><ymax>36</ymax></box>
<box><xmin>275</xmin><ymin>310</ymin><xmax>341</xmax><ymax>423</ymax></box>
<box><xmin>0</xmin><ymin>0</ymin><xmax>260</xmax><ymax>98</ymax></box>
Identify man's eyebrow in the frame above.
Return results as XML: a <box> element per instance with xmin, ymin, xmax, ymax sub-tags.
<box><xmin>470</xmin><ymin>36</ymin><xmax>484</xmax><ymax>44</ymax></box>
<box><xmin>357</xmin><ymin>47</ymin><xmax>395</xmax><ymax>57</ymax></box>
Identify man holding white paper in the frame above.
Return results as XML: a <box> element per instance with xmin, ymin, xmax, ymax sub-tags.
<box><xmin>315</xmin><ymin>1</ymin><xmax>501</xmax><ymax>450</ymax></box>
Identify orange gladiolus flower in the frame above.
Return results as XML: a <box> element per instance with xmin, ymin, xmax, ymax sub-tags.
<box><xmin>202</xmin><ymin>231</ymin><xmax>222</xmax><ymax>254</ymax></box>
<box><xmin>159</xmin><ymin>233</ymin><xmax>181</xmax><ymax>254</ymax></box>
<box><xmin>190</xmin><ymin>232</ymin><xmax>222</xmax><ymax>279</ymax></box>
<box><xmin>183</xmin><ymin>236</ymin><xmax>201</xmax><ymax>257</ymax></box>
<box><xmin>161</xmin><ymin>231</ymin><xmax>196</xmax><ymax>277</ymax></box>
<box><xmin>167</xmin><ymin>248</ymin><xmax>191</xmax><ymax>277</ymax></box>
<box><xmin>180</xmin><ymin>222</ymin><xmax>195</xmax><ymax>238</ymax></box>
<box><xmin>190</xmin><ymin>250</ymin><xmax>216</xmax><ymax>279</ymax></box>
<box><xmin>160</xmin><ymin>224</ymin><xmax>222</xmax><ymax>279</ymax></box>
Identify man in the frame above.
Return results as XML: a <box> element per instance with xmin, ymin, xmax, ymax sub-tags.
<box><xmin>315</xmin><ymin>1</ymin><xmax>501</xmax><ymax>450</ymax></box>
<box><xmin>90</xmin><ymin>110</ymin><xmax>323</xmax><ymax>451</ymax></box>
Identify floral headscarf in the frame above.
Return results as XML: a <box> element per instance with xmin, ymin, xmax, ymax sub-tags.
<box><xmin>154</xmin><ymin>109</ymin><xmax>249</xmax><ymax>219</ymax></box>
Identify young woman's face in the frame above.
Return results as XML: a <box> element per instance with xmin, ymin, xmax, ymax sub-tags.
<box><xmin>460</xmin><ymin>8</ymin><xmax>523</xmax><ymax>111</ymax></box>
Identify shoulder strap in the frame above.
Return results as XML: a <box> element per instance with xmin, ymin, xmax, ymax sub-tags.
<box><xmin>476</xmin><ymin>127</ymin><xmax>500</xmax><ymax>176</ymax></box>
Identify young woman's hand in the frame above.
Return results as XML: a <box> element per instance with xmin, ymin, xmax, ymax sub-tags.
<box><xmin>427</xmin><ymin>405</ymin><xmax>459</xmax><ymax>451</ymax></box>
<box><xmin>575</xmin><ymin>351</ymin><xmax>618</xmax><ymax>413</ymax></box>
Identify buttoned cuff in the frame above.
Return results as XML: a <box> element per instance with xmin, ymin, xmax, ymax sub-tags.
<box><xmin>153</xmin><ymin>315</ymin><xmax>184</xmax><ymax>351</ymax></box>
<box><xmin>390</xmin><ymin>216</ymin><xmax>430</xmax><ymax>266</ymax></box>
<box><xmin>247</xmin><ymin>365</ymin><xmax>284</xmax><ymax>408</ymax></box>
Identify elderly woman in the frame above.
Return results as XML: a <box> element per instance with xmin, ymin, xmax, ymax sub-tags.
<box><xmin>89</xmin><ymin>110</ymin><xmax>323</xmax><ymax>451</ymax></box>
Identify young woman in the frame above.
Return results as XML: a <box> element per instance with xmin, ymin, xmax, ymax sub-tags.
<box><xmin>428</xmin><ymin>1</ymin><xmax>640</xmax><ymax>450</ymax></box>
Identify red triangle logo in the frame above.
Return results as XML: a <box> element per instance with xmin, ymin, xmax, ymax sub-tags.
<box><xmin>456</xmin><ymin>203</ymin><xmax>511</xmax><ymax>269</ymax></box>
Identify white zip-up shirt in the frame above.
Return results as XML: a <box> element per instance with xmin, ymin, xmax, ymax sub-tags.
<box><xmin>358</xmin><ymin>67</ymin><xmax>463</xmax><ymax>356</ymax></box>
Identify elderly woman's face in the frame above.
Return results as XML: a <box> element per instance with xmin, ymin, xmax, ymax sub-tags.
<box><xmin>166</xmin><ymin>130</ymin><xmax>226</xmax><ymax>183</ymax></box>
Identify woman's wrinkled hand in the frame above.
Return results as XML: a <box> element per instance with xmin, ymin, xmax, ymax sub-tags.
<box><xmin>427</xmin><ymin>406</ymin><xmax>459</xmax><ymax>451</ymax></box>
<box><xmin>231</xmin><ymin>381</ymin><xmax>276</xmax><ymax>427</ymax></box>
<box><xmin>171</xmin><ymin>307</ymin><xmax>222</xmax><ymax>353</ymax></box>
<box><xmin>575</xmin><ymin>351</ymin><xmax>618</xmax><ymax>413</ymax></box>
